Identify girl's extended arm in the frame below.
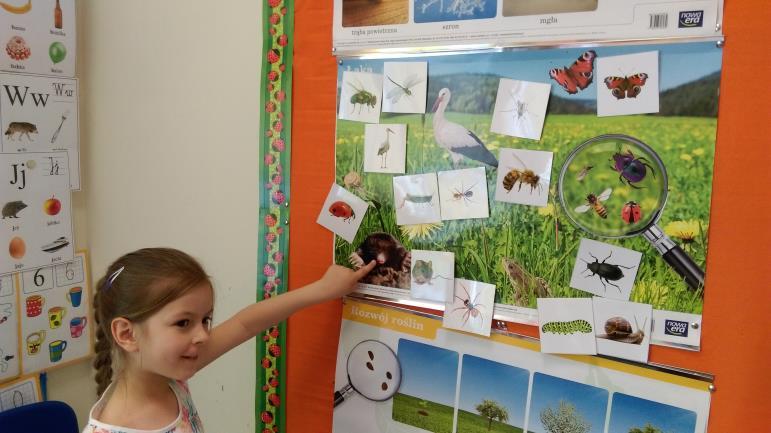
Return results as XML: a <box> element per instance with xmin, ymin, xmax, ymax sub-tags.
<box><xmin>197</xmin><ymin>262</ymin><xmax>375</xmax><ymax>369</ymax></box>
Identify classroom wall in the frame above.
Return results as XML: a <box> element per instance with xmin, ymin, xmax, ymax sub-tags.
<box><xmin>43</xmin><ymin>1</ymin><xmax>262</xmax><ymax>431</ymax></box>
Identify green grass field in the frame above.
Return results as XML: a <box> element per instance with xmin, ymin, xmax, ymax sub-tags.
<box><xmin>335</xmin><ymin>113</ymin><xmax>714</xmax><ymax>313</ymax></box>
<box><xmin>456</xmin><ymin>409</ymin><xmax>525</xmax><ymax>433</ymax></box>
<box><xmin>392</xmin><ymin>393</ymin><xmax>455</xmax><ymax>433</ymax></box>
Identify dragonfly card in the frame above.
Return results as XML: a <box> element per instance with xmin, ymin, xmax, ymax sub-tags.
<box><xmin>490</xmin><ymin>78</ymin><xmax>551</xmax><ymax>140</ymax></box>
<box><xmin>1</xmin><ymin>152</ymin><xmax>73</xmax><ymax>276</ymax></box>
<box><xmin>393</xmin><ymin>173</ymin><xmax>441</xmax><ymax>225</ymax></box>
<box><xmin>494</xmin><ymin>148</ymin><xmax>552</xmax><ymax>207</ymax></box>
<box><xmin>363</xmin><ymin>124</ymin><xmax>406</xmax><ymax>174</ymax></box>
<box><xmin>437</xmin><ymin>167</ymin><xmax>489</xmax><ymax>220</ymax></box>
<box><xmin>382</xmin><ymin>62</ymin><xmax>427</xmax><ymax>114</ymax></box>
<box><xmin>569</xmin><ymin>238</ymin><xmax>642</xmax><ymax>300</ymax></box>
<box><xmin>317</xmin><ymin>183</ymin><xmax>369</xmax><ymax>243</ymax></box>
<box><xmin>597</xmin><ymin>51</ymin><xmax>660</xmax><ymax>117</ymax></box>
<box><xmin>593</xmin><ymin>297</ymin><xmax>652</xmax><ymax>363</ymax></box>
<box><xmin>443</xmin><ymin>278</ymin><xmax>495</xmax><ymax>336</ymax></box>
<box><xmin>537</xmin><ymin>298</ymin><xmax>597</xmax><ymax>355</ymax></box>
<box><xmin>410</xmin><ymin>249</ymin><xmax>454</xmax><ymax>302</ymax></box>
<box><xmin>338</xmin><ymin>71</ymin><xmax>383</xmax><ymax>123</ymax></box>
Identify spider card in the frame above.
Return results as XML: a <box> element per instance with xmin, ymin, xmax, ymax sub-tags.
<box><xmin>317</xmin><ymin>184</ymin><xmax>369</xmax><ymax>243</ymax></box>
<box><xmin>338</xmin><ymin>71</ymin><xmax>384</xmax><ymax>124</ymax></box>
<box><xmin>593</xmin><ymin>297</ymin><xmax>652</xmax><ymax>363</ymax></box>
<box><xmin>537</xmin><ymin>298</ymin><xmax>596</xmax><ymax>354</ymax></box>
<box><xmin>490</xmin><ymin>78</ymin><xmax>551</xmax><ymax>140</ymax></box>
<box><xmin>597</xmin><ymin>51</ymin><xmax>660</xmax><ymax>117</ymax></box>
<box><xmin>382</xmin><ymin>62</ymin><xmax>428</xmax><ymax>114</ymax></box>
<box><xmin>363</xmin><ymin>124</ymin><xmax>407</xmax><ymax>174</ymax></box>
<box><xmin>437</xmin><ymin>167</ymin><xmax>489</xmax><ymax>221</ymax></box>
<box><xmin>494</xmin><ymin>148</ymin><xmax>553</xmax><ymax>207</ymax></box>
<box><xmin>393</xmin><ymin>173</ymin><xmax>441</xmax><ymax>225</ymax></box>
<box><xmin>569</xmin><ymin>238</ymin><xmax>642</xmax><ymax>300</ymax></box>
<box><xmin>443</xmin><ymin>278</ymin><xmax>495</xmax><ymax>336</ymax></box>
<box><xmin>410</xmin><ymin>250</ymin><xmax>454</xmax><ymax>302</ymax></box>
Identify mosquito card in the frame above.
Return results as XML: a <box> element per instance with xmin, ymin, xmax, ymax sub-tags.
<box><xmin>597</xmin><ymin>51</ymin><xmax>660</xmax><ymax>117</ymax></box>
<box><xmin>593</xmin><ymin>297</ymin><xmax>652</xmax><ymax>363</ymax></box>
<box><xmin>338</xmin><ymin>71</ymin><xmax>383</xmax><ymax>123</ymax></box>
<box><xmin>490</xmin><ymin>78</ymin><xmax>551</xmax><ymax>140</ymax></box>
<box><xmin>437</xmin><ymin>167</ymin><xmax>489</xmax><ymax>220</ymax></box>
<box><xmin>317</xmin><ymin>183</ymin><xmax>369</xmax><ymax>243</ymax></box>
<box><xmin>382</xmin><ymin>62</ymin><xmax>428</xmax><ymax>114</ymax></box>
<box><xmin>410</xmin><ymin>250</ymin><xmax>454</xmax><ymax>302</ymax></box>
<box><xmin>494</xmin><ymin>148</ymin><xmax>553</xmax><ymax>207</ymax></box>
<box><xmin>363</xmin><ymin>124</ymin><xmax>407</xmax><ymax>174</ymax></box>
<box><xmin>443</xmin><ymin>278</ymin><xmax>495</xmax><ymax>337</ymax></box>
<box><xmin>569</xmin><ymin>238</ymin><xmax>642</xmax><ymax>300</ymax></box>
<box><xmin>393</xmin><ymin>173</ymin><xmax>441</xmax><ymax>225</ymax></box>
<box><xmin>537</xmin><ymin>298</ymin><xmax>597</xmax><ymax>355</ymax></box>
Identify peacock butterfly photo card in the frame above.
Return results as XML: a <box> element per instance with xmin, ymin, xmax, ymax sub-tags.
<box><xmin>597</xmin><ymin>51</ymin><xmax>660</xmax><ymax>117</ymax></box>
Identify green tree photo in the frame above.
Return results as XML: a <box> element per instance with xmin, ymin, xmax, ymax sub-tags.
<box><xmin>539</xmin><ymin>400</ymin><xmax>591</xmax><ymax>433</ymax></box>
<box><xmin>476</xmin><ymin>399</ymin><xmax>510</xmax><ymax>431</ymax></box>
<box><xmin>629</xmin><ymin>423</ymin><xmax>663</xmax><ymax>433</ymax></box>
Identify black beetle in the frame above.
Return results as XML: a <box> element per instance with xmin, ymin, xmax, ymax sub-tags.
<box><xmin>580</xmin><ymin>251</ymin><xmax>635</xmax><ymax>292</ymax></box>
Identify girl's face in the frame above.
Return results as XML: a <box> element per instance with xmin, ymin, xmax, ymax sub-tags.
<box><xmin>135</xmin><ymin>282</ymin><xmax>214</xmax><ymax>381</ymax></box>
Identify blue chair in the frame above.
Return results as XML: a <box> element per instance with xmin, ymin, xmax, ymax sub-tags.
<box><xmin>0</xmin><ymin>400</ymin><xmax>79</xmax><ymax>433</ymax></box>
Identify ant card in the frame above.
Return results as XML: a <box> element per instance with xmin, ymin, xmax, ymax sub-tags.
<box><xmin>494</xmin><ymin>148</ymin><xmax>552</xmax><ymax>207</ymax></box>
<box><xmin>437</xmin><ymin>167</ymin><xmax>489</xmax><ymax>221</ymax></box>
<box><xmin>382</xmin><ymin>62</ymin><xmax>428</xmax><ymax>114</ymax></box>
<box><xmin>569</xmin><ymin>238</ymin><xmax>642</xmax><ymax>300</ymax></box>
<box><xmin>363</xmin><ymin>124</ymin><xmax>407</xmax><ymax>174</ymax></box>
<box><xmin>490</xmin><ymin>78</ymin><xmax>551</xmax><ymax>140</ymax></box>
<box><xmin>393</xmin><ymin>173</ymin><xmax>441</xmax><ymax>225</ymax></box>
<box><xmin>410</xmin><ymin>250</ymin><xmax>454</xmax><ymax>302</ymax></box>
<box><xmin>443</xmin><ymin>278</ymin><xmax>495</xmax><ymax>337</ymax></box>
<box><xmin>597</xmin><ymin>51</ymin><xmax>660</xmax><ymax>117</ymax></box>
<box><xmin>338</xmin><ymin>71</ymin><xmax>383</xmax><ymax>124</ymax></box>
<box><xmin>592</xmin><ymin>297</ymin><xmax>652</xmax><ymax>363</ymax></box>
<box><xmin>317</xmin><ymin>183</ymin><xmax>369</xmax><ymax>243</ymax></box>
<box><xmin>537</xmin><ymin>298</ymin><xmax>597</xmax><ymax>355</ymax></box>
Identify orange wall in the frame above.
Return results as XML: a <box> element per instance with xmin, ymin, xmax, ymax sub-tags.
<box><xmin>287</xmin><ymin>1</ymin><xmax>771</xmax><ymax>431</ymax></box>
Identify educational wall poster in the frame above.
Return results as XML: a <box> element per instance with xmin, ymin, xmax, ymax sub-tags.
<box><xmin>0</xmin><ymin>274</ymin><xmax>20</xmax><ymax>382</ymax></box>
<box><xmin>334</xmin><ymin>41</ymin><xmax>722</xmax><ymax>349</ymax></box>
<box><xmin>1</xmin><ymin>151</ymin><xmax>73</xmax><ymax>276</ymax></box>
<box><xmin>0</xmin><ymin>374</ymin><xmax>41</xmax><ymax>411</ymax></box>
<box><xmin>333</xmin><ymin>299</ymin><xmax>712</xmax><ymax>433</ymax></box>
<box><xmin>333</xmin><ymin>0</ymin><xmax>722</xmax><ymax>54</ymax></box>
<box><xmin>0</xmin><ymin>73</ymin><xmax>80</xmax><ymax>189</ymax></box>
<box><xmin>0</xmin><ymin>0</ymin><xmax>77</xmax><ymax>77</ymax></box>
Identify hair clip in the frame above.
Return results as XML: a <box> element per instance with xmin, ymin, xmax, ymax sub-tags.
<box><xmin>104</xmin><ymin>266</ymin><xmax>125</xmax><ymax>291</ymax></box>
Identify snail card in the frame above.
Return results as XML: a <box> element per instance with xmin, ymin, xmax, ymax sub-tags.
<box><xmin>363</xmin><ymin>124</ymin><xmax>407</xmax><ymax>174</ymax></box>
<box><xmin>393</xmin><ymin>173</ymin><xmax>441</xmax><ymax>225</ymax></box>
<box><xmin>317</xmin><ymin>184</ymin><xmax>369</xmax><ymax>243</ymax></box>
<box><xmin>437</xmin><ymin>167</ymin><xmax>489</xmax><ymax>220</ymax></box>
<box><xmin>443</xmin><ymin>278</ymin><xmax>495</xmax><ymax>337</ymax></box>
<box><xmin>410</xmin><ymin>250</ymin><xmax>454</xmax><ymax>302</ymax></box>
<box><xmin>490</xmin><ymin>78</ymin><xmax>551</xmax><ymax>140</ymax></box>
<box><xmin>596</xmin><ymin>51</ymin><xmax>660</xmax><ymax>117</ymax></box>
<box><xmin>494</xmin><ymin>148</ymin><xmax>552</xmax><ymax>207</ymax></box>
<box><xmin>569</xmin><ymin>238</ymin><xmax>642</xmax><ymax>301</ymax></box>
<box><xmin>338</xmin><ymin>71</ymin><xmax>383</xmax><ymax>124</ymax></box>
<box><xmin>382</xmin><ymin>62</ymin><xmax>428</xmax><ymax>114</ymax></box>
<box><xmin>592</xmin><ymin>297</ymin><xmax>652</xmax><ymax>363</ymax></box>
<box><xmin>537</xmin><ymin>298</ymin><xmax>597</xmax><ymax>354</ymax></box>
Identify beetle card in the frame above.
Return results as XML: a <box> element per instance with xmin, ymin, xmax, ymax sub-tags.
<box><xmin>490</xmin><ymin>78</ymin><xmax>551</xmax><ymax>140</ymax></box>
<box><xmin>363</xmin><ymin>124</ymin><xmax>407</xmax><ymax>174</ymax></box>
<box><xmin>443</xmin><ymin>278</ymin><xmax>495</xmax><ymax>337</ymax></box>
<box><xmin>338</xmin><ymin>71</ymin><xmax>383</xmax><ymax>124</ymax></box>
<box><xmin>437</xmin><ymin>167</ymin><xmax>489</xmax><ymax>220</ymax></box>
<box><xmin>494</xmin><ymin>148</ymin><xmax>553</xmax><ymax>207</ymax></box>
<box><xmin>569</xmin><ymin>238</ymin><xmax>642</xmax><ymax>300</ymax></box>
<box><xmin>592</xmin><ymin>297</ymin><xmax>652</xmax><ymax>363</ymax></box>
<box><xmin>393</xmin><ymin>173</ymin><xmax>441</xmax><ymax>225</ymax></box>
<box><xmin>537</xmin><ymin>298</ymin><xmax>597</xmax><ymax>355</ymax></box>
<box><xmin>382</xmin><ymin>62</ymin><xmax>428</xmax><ymax>114</ymax></box>
<box><xmin>317</xmin><ymin>183</ymin><xmax>369</xmax><ymax>243</ymax></box>
<box><xmin>410</xmin><ymin>249</ymin><xmax>454</xmax><ymax>302</ymax></box>
<box><xmin>597</xmin><ymin>51</ymin><xmax>660</xmax><ymax>117</ymax></box>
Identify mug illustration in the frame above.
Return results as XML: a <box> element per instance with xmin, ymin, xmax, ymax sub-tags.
<box><xmin>66</xmin><ymin>286</ymin><xmax>82</xmax><ymax>307</ymax></box>
<box><xmin>26</xmin><ymin>330</ymin><xmax>46</xmax><ymax>355</ymax></box>
<box><xmin>69</xmin><ymin>316</ymin><xmax>87</xmax><ymax>338</ymax></box>
<box><xmin>49</xmin><ymin>340</ymin><xmax>67</xmax><ymax>363</ymax></box>
<box><xmin>25</xmin><ymin>295</ymin><xmax>45</xmax><ymax>317</ymax></box>
<box><xmin>48</xmin><ymin>306</ymin><xmax>67</xmax><ymax>329</ymax></box>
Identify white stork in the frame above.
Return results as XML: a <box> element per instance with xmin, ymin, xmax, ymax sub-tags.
<box><xmin>377</xmin><ymin>128</ymin><xmax>394</xmax><ymax>168</ymax></box>
<box><xmin>432</xmin><ymin>88</ymin><xmax>498</xmax><ymax>168</ymax></box>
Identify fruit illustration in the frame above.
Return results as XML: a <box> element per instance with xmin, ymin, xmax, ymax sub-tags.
<box><xmin>49</xmin><ymin>42</ymin><xmax>66</xmax><ymax>64</ymax></box>
<box><xmin>0</xmin><ymin>0</ymin><xmax>32</xmax><ymax>14</ymax></box>
<box><xmin>9</xmin><ymin>236</ymin><xmax>25</xmax><ymax>259</ymax></box>
<box><xmin>43</xmin><ymin>196</ymin><xmax>61</xmax><ymax>216</ymax></box>
<box><xmin>5</xmin><ymin>35</ymin><xmax>31</xmax><ymax>61</ymax></box>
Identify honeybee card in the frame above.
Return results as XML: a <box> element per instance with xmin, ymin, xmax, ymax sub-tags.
<box><xmin>494</xmin><ymin>148</ymin><xmax>553</xmax><ymax>207</ymax></box>
<box><xmin>490</xmin><ymin>78</ymin><xmax>551</xmax><ymax>140</ymax></box>
<box><xmin>363</xmin><ymin>124</ymin><xmax>407</xmax><ymax>174</ymax></box>
<box><xmin>338</xmin><ymin>71</ymin><xmax>383</xmax><ymax>124</ymax></box>
<box><xmin>393</xmin><ymin>173</ymin><xmax>441</xmax><ymax>225</ymax></box>
<box><xmin>592</xmin><ymin>297</ymin><xmax>652</xmax><ymax>363</ymax></box>
<box><xmin>537</xmin><ymin>298</ymin><xmax>597</xmax><ymax>355</ymax></box>
<box><xmin>382</xmin><ymin>62</ymin><xmax>428</xmax><ymax>114</ymax></box>
<box><xmin>569</xmin><ymin>238</ymin><xmax>642</xmax><ymax>300</ymax></box>
<box><xmin>317</xmin><ymin>183</ymin><xmax>369</xmax><ymax>243</ymax></box>
<box><xmin>437</xmin><ymin>167</ymin><xmax>489</xmax><ymax>220</ymax></box>
<box><xmin>410</xmin><ymin>250</ymin><xmax>454</xmax><ymax>302</ymax></box>
<box><xmin>443</xmin><ymin>278</ymin><xmax>495</xmax><ymax>337</ymax></box>
<box><xmin>597</xmin><ymin>51</ymin><xmax>660</xmax><ymax>117</ymax></box>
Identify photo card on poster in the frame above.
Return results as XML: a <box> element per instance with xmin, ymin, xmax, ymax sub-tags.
<box><xmin>393</xmin><ymin>173</ymin><xmax>441</xmax><ymax>225</ymax></box>
<box><xmin>382</xmin><ymin>62</ymin><xmax>427</xmax><ymax>114</ymax></box>
<box><xmin>490</xmin><ymin>78</ymin><xmax>551</xmax><ymax>140</ymax></box>
<box><xmin>363</xmin><ymin>124</ymin><xmax>407</xmax><ymax>174</ymax></box>
<box><xmin>597</xmin><ymin>51</ymin><xmax>660</xmax><ymax>117</ymax></box>
<box><xmin>569</xmin><ymin>238</ymin><xmax>643</xmax><ymax>300</ymax></box>
<box><xmin>443</xmin><ymin>278</ymin><xmax>495</xmax><ymax>337</ymax></box>
<box><xmin>494</xmin><ymin>148</ymin><xmax>553</xmax><ymax>207</ymax></box>
<box><xmin>528</xmin><ymin>372</ymin><xmax>609</xmax><ymax>433</ymax></box>
<box><xmin>317</xmin><ymin>184</ymin><xmax>369</xmax><ymax>243</ymax></box>
<box><xmin>338</xmin><ymin>71</ymin><xmax>383</xmax><ymax>124</ymax></box>
<box><xmin>410</xmin><ymin>249</ymin><xmax>454</xmax><ymax>302</ymax></box>
<box><xmin>537</xmin><ymin>297</ymin><xmax>597</xmax><ymax>354</ymax></box>
<box><xmin>437</xmin><ymin>167</ymin><xmax>489</xmax><ymax>220</ymax></box>
<box><xmin>593</xmin><ymin>297</ymin><xmax>652</xmax><ymax>363</ymax></box>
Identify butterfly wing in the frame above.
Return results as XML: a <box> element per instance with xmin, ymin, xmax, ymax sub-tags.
<box><xmin>625</xmin><ymin>73</ymin><xmax>648</xmax><ymax>98</ymax></box>
<box><xmin>549</xmin><ymin>67</ymin><xmax>578</xmax><ymax>94</ymax></box>
<box><xmin>550</xmin><ymin>50</ymin><xmax>597</xmax><ymax>94</ymax></box>
<box><xmin>604</xmin><ymin>76</ymin><xmax>629</xmax><ymax>99</ymax></box>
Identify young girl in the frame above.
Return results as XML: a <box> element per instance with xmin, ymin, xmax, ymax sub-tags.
<box><xmin>83</xmin><ymin>247</ymin><xmax>375</xmax><ymax>433</ymax></box>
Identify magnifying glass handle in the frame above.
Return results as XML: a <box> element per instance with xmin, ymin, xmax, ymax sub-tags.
<box><xmin>333</xmin><ymin>383</ymin><xmax>353</xmax><ymax>408</ymax></box>
<box><xmin>644</xmin><ymin>226</ymin><xmax>704</xmax><ymax>291</ymax></box>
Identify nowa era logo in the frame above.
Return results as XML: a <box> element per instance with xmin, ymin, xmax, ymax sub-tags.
<box><xmin>679</xmin><ymin>10</ymin><xmax>703</xmax><ymax>28</ymax></box>
<box><xmin>664</xmin><ymin>319</ymin><xmax>689</xmax><ymax>337</ymax></box>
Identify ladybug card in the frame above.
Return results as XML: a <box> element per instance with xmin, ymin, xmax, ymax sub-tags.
<box><xmin>443</xmin><ymin>278</ymin><xmax>495</xmax><ymax>337</ymax></box>
<box><xmin>317</xmin><ymin>183</ymin><xmax>369</xmax><ymax>243</ymax></box>
<box><xmin>490</xmin><ymin>78</ymin><xmax>551</xmax><ymax>140</ymax></box>
<box><xmin>592</xmin><ymin>297</ymin><xmax>652</xmax><ymax>363</ymax></box>
<box><xmin>537</xmin><ymin>298</ymin><xmax>597</xmax><ymax>355</ymax></box>
<box><xmin>597</xmin><ymin>51</ymin><xmax>660</xmax><ymax>117</ymax></box>
<box><xmin>338</xmin><ymin>71</ymin><xmax>383</xmax><ymax>124</ymax></box>
<box><xmin>569</xmin><ymin>238</ymin><xmax>642</xmax><ymax>301</ymax></box>
<box><xmin>363</xmin><ymin>124</ymin><xmax>407</xmax><ymax>174</ymax></box>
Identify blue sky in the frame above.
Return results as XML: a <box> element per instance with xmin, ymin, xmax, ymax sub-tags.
<box><xmin>528</xmin><ymin>373</ymin><xmax>609</xmax><ymax>433</ymax></box>
<box><xmin>396</xmin><ymin>339</ymin><xmax>459</xmax><ymax>406</ymax></box>
<box><xmin>457</xmin><ymin>355</ymin><xmax>530</xmax><ymax>427</ymax></box>
<box><xmin>608</xmin><ymin>393</ymin><xmax>697</xmax><ymax>433</ymax></box>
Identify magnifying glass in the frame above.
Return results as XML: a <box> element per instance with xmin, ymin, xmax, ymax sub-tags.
<box><xmin>334</xmin><ymin>339</ymin><xmax>402</xmax><ymax>408</ymax></box>
<box><xmin>557</xmin><ymin>134</ymin><xmax>704</xmax><ymax>291</ymax></box>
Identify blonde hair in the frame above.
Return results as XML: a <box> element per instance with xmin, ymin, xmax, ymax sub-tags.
<box><xmin>92</xmin><ymin>248</ymin><xmax>210</xmax><ymax>396</ymax></box>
